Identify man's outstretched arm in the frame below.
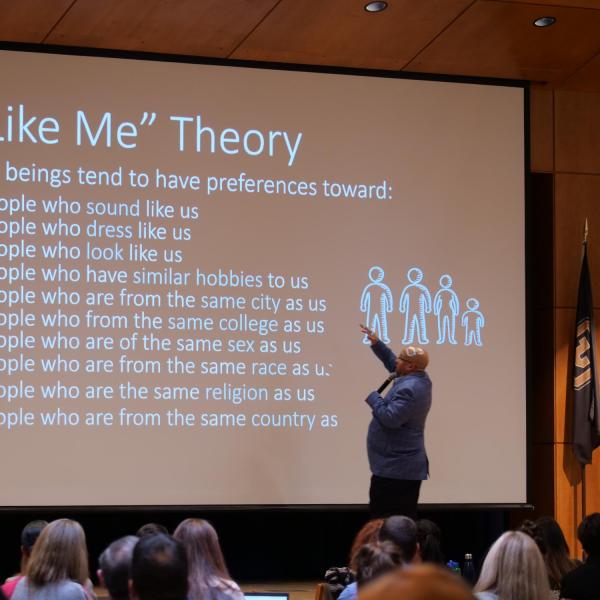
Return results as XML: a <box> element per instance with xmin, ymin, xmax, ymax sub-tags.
<box><xmin>360</xmin><ymin>324</ymin><xmax>397</xmax><ymax>373</ymax></box>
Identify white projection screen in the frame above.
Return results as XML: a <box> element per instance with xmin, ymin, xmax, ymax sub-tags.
<box><xmin>0</xmin><ymin>49</ymin><xmax>526</xmax><ymax>507</ymax></box>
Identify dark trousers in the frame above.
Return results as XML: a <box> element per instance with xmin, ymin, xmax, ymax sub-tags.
<box><xmin>369</xmin><ymin>475</ymin><xmax>421</xmax><ymax>519</ymax></box>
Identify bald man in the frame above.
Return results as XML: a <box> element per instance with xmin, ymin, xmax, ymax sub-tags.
<box><xmin>360</xmin><ymin>325</ymin><xmax>432</xmax><ymax>518</ymax></box>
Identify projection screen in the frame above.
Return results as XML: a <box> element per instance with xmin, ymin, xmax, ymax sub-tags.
<box><xmin>0</xmin><ymin>49</ymin><xmax>526</xmax><ymax>506</ymax></box>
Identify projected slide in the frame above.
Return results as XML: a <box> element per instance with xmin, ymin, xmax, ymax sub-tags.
<box><xmin>0</xmin><ymin>50</ymin><xmax>525</xmax><ymax>506</ymax></box>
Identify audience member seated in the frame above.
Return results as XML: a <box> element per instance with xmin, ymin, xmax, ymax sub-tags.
<box><xmin>359</xmin><ymin>564</ymin><xmax>475</xmax><ymax>600</ymax></box>
<box><xmin>97</xmin><ymin>536</ymin><xmax>138</xmax><ymax>600</ymax></box>
<box><xmin>130</xmin><ymin>533</ymin><xmax>187</xmax><ymax>600</ymax></box>
<box><xmin>349</xmin><ymin>519</ymin><xmax>385</xmax><ymax>573</ymax></box>
<box><xmin>355</xmin><ymin>541</ymin><xmax>402</xmax><ymax>589</ymax></box>
<box><xmin>325</xmin><ymin>519</ymin><xmax>384</xmax><ymax>599</ymax></box>
<box><xmin>136</xmin><ymin>523</ymin><xmax>169</xmax><ymax>538</ymax></box>
<box><xmin>12</xmin><ymin>518</ymin><xmax>95</xmax><ymax>600</ymax></box>
<box><xmin>378</xmin><ymin>516</ymin><xmax>419</xmax><ymax>563</ymax></box>
<box><xmin>536</xmin><ymin>517</ymin><xmax>578</xmax><ymax>586</ymax></box>
<box><xmin>560</xmin><ymin>513</ymin><xmax>600</xmax><ymax>600</ymax></box>
<box><xmin>339</xmin><ymin>515</ymin><xmax>419</xmax><ymax>600</ymax></box>
<box><xmin>173</xmin><ymin>518</ymin><xmax>243</xmax><ymax>600</ymax></box>
<box><xmin>474</xmin><ymin>531</ymin><xmax>550</xmax><ymax>600</ymax></box>
<box><xmin>2</xmin><ymin>520</ymin><xmax>48</xmax><ymax>599</ymax></box>
<box><xmin>520</xmin><ymin>518</ymin><xmax>578</xmax><ymax>596</ymax></box>
<box><xmin>416</xmin><ymin>519</ymin><xmax>445</xmax><ymax>565</ymax></box>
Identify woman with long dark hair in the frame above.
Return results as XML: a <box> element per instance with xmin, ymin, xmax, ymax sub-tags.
<box><xmin>12</xmin><ymin>519</ymin><xmax>94</xmax><ymax>600</ymax></box>
<box><xmin>534</xmin><ymin>517</ymin><xmax>578</xmax><ymax>591</ymax></box>
<box><xmin>416</xmin><ymin>519</ymin><xmax>445</xmax><ymax>565</ymax></box>
<box><xmin>173</xmin><ymin>518</ymin><xmax>243</xmax><ymax>600</ymax></box>
<box><xmin>520</xmin><ymin>517</ymin><xmax>578</xmax><ymax>596</ymax></box>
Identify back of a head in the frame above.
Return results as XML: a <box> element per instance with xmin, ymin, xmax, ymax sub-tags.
<box><xmin>98</xmin><ymin>535</ymin><xmax>139</xmax><ymax>600</ymax></box>
<box><xmin>415</xmin><ymin>520</ymin><xmax>444</xmax><ymax>565</ymax></box>
<box><xmin>359</xmin><ymin>564</ymin><xmax>474</xmax><ymax>600</ymax></box>
<box><xmin>578</xmin><ymin>513</ymin><xmax>600</xmax><ymax>557</ymax></box>
<box><xmin>534</xmin><ymin>517</ymin><xmax>576</xmax><ymax>586</ymax></box>
<box><xmin>21</xmin><ymin>520</ymin><xmax>49</xmax><ymax>555</ymax></box>
<box><xmin>535</xmin><ymin>517</ymin><xmax>569</xmax><ymax>555</ymax></box>
<box><xmin>519</xmin><ymin>520</ymin><xmax>547</xmax><ymax>555</ymax></box>
<box><xmin>173</xmin><ymin>518</ymin><xmax>231</xmax><ymax>599</ymax></box>
<box><xmin>131</xmin><ymin>534</ymin><xmax>188</xmax><ymax>600</ymax></box>
<box><xmin>26</xmin><ymin>518</ymin><xmax>89</xmax><ymax>587</ymax></box>
<box><xmin>474</xmin><ymin>531</ymin><xmax>550</xmax><ymax>600</ymax></box>
<box><xmin>379</xmin><ymin>516</ymin><xmax>417</xmax><ymax>563</ymax></box>
<box><xmin>355</xmin><ymin>541</ymin><xmax>402</xmax><ymax>589</ymax></box>
<box><xmin>349</xmin><ymin>519</ymin><xmax>385</xmax><ymax>571</ymax></box>
<box><xmin>136</xmin><ymin>523</ymin><xmax>169</xmax><ymax>538</ymax></box>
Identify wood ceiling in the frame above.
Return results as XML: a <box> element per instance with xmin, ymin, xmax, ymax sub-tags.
<box><xmin>0</xmin><ymin>0</ymin><xmax>599</xmax><ymax>90</ymax></box>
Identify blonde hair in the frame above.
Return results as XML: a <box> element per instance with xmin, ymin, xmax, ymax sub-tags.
<box><xmin>26</xmin><ymin>519</ymin><xmax>89</xmax><ymax>586</ymax></box>
<box><xmin>474</xmin><ymin>531</ymin><xmax>550</xmax><ymax>600</ymax></box>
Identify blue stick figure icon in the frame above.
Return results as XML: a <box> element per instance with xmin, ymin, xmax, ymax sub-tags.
<box><xmin>461</xmin><ymin>298</ymin><xmax>485</xmax><ymax>346</ymax></box>
<box><xmin>360</xmin><ymin>266</ymin><xmax>393</xmax><ymax>344</ymax></box>
<box><xmin>434</xmin><ymin>274</ymin><xmax>459</xmax><ymax>345</ymax></box>
<box><xmin>399</xmin><ymin>267</ymin><xmax>432</xmax><ymax>345</ymax></box>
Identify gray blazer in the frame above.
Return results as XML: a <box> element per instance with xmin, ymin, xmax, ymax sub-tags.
<box><xmin>366</xmin><ymin>341</ymin><xmax>432</xmax><ymax>480</ymax></box>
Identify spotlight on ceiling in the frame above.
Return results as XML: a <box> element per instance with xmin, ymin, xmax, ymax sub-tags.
<box><xmin>533</xmin><ymin>16</ymin><xmax>556</xmax><ymax>27</ymax></box>
<box><xmin>364</xmin><ymin>1</ymin><xmax>388</xmax><ymax>13</ymax></box>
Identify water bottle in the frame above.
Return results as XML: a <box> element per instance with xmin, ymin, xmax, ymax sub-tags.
<box><xmin>446</xmin><ymin>559</ymin><xmax>461</xmax><ymax>575</ymax></box>
<box><xmin>463</xmin><ymin>553</ymin><xmax>475</xmax><ymax>584</ymax></box>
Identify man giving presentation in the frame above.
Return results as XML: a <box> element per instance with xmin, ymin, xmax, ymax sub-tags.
<box><xmin>360</xmin><ymin>324</ymin><xmax>432</xmax><ymax>518</ymax></box>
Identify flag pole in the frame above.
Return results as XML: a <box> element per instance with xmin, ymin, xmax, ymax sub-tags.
<box><xmin>582</xmin><ymin>218</ymin><xmax>588</xmax><ymax>523</ymax></box>
<box><xmin>574</xmin><ymin>216</ymin><xmax>600</xmax><ymax>545</ymax></box>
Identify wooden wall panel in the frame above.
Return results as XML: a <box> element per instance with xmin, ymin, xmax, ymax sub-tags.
<box><xmin>0</xmin><ymin>1</ymin><xmax>72</xmax><ymax>42</ymax></box>
<box><xmin>554</xmin><ymin>174</ymin><xmax>600</xmax><ymax>308</ymax></box>
<box><xmin>46</xmin><ymin>0</ymin><xmax>278</xmax><ymax>57</ymax></box>
<box><xmin>530</xmin><ymin>88</ymin><xmax>554</xmax><ymax>173</ymax></box>
<box><xmin>555</xmin><ymin>442</ymin><xmax>584</xmax><ymax>556</ymax></box>
<box><xmin>561</xmin><ymin>54</ymin><xmax>600</xmax><ymax>93</ymax></box>
<box><xmin>531</xmin><ymin>87</ymin><xmax>600</xmax><ymax>556</ymax></box>
<box><xmin>405</xmin><ymin>1</ymin><xmax>600</xmax><ymax>83</ymax></box>
<box><xmin>231</xmin><ymin>0</ymin><xmax>473</xmax><ymax>69</ymax></box>
<box><xmin>584</xmin><ymin>448</ymin><xmax>600</xmax><ymax>515</ymax></box>
<box><xmin>556</xmin><ymin>91</ymin><xmax>600</xmax><ymax>173</ymax></box>
<box><xmin>502</xmin><ymin>0</ymin><xmax>600</xmax><ymax>7</ymax></box>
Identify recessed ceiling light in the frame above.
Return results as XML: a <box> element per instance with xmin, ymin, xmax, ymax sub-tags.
<box><xmin>364</xmin><ymin>1</ymin><xmax>388</xmax><ymax>13</ymax></box>
<box><xmin>533</xmin><ymin>16</ymin><xmax>556</xmax><ymax>27</ymax></box>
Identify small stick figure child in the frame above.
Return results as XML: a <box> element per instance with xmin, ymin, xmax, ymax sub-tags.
<box><xmin>461</xmin><ymin>298</ymin><xmax>485</xmax><ymax>346</ymax></box>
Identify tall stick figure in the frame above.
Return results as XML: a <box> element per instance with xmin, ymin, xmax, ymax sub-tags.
<box><xmin>360</xmin><ymin>266</ymin><xmax>393</xmax><ymax>344</ymax></box>
<box><xmin>399</xmin><ymin>267</ymin><xmax>432</xmax><ymax>345</ymax></box>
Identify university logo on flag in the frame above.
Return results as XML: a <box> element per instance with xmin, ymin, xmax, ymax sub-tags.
<box><xmin>575</xmin><ymin>318</ymin><xmax>593</xmax><ymax>390</ymax></box>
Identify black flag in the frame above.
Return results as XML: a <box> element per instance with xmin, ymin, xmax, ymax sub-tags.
<box><xmin>573</xmin><ymin>243</ymin><xmax>600</xmax><ymax>465</ymax></box>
